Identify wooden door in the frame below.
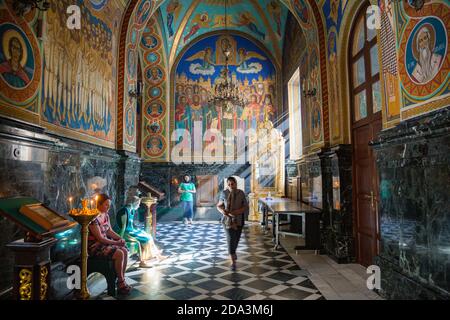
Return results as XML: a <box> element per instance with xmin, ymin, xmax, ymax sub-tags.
<box><xmin>196</xmin><ymin>175</ymin><xmax>218</xmax><ymax>207</ymax></box>
<box><xmin>349</xmin><ymin>3</ymin><xmax>382</xmax><ymax>267</ymax></box>
<box><xmin>353</xmin><ymin>118</ymin><xmax>381</xmax><ymax>266</ymax></box>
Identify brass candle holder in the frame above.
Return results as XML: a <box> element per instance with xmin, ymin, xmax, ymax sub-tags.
<box><xmin>69</xmin><ymin>199</ymin><xmax>99</xmax><ymax>300</ymax></box>
<box><xmin>141</xmin><ymin>196</ymin><xmax>158</xmax><ymax>236</ymax></box>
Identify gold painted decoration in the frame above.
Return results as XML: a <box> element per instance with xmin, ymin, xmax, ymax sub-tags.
<box><xmin>19</xmin><ymin>268</ymin><xmax>32</xmax><ymax>300</ymax></box>
<box><xmin>40</xmin><ymin>266</ymin><xmax>48</xmax><ymax>300</ymax></box>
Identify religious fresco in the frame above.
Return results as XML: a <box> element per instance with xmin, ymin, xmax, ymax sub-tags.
<box><xmin>292</xmin><ymin>0</ymin><xmax>311</xmax><ymax>27</ymax></box>
<box><xmin>322</xmin><ymin>0</ymin><xmax>350</xmax><ymax>142</ymax></box>
<box><xmin>327</xmin><ymin>28</ymin><xmax>341</xmax><ymax>141</ymax></box>
<box><xmin>42</xmin><ymin>0</ymin><xmax>124</xmax><ymax>147</ymax></box>
<box><xmin>285</xmin><ymin>0</ymin><xmax>325</xmax><ymax>150</ymax></box>
<box><xmin>0</xmin><ymin>1</ymin><xmax>41</xmax><ymax>118</ymax></box>
<box><xmin>121</xmin><ymin>0</ymin><xmax>157</xmax><ymax>152</ymax></box>
<box><xmin>89</xmin><ymin>0</ymin><xmax>109</xmax><ymax>11</ymax></box>
<box><xmin>157</xmin><ymin>0</ymin><xmax>288</xmax><ymax>66</ymax></box>
<box><xmin>0</xmin><ymin>24</ymin><xmax>34</xmax><ymax>89</ymax></box>
<box><xmin>306</xmin><ymin>45</ymin><xmax>323</xmax><ymax>145</ymax></box>
<box><xmin>160</xmin><ymin>0</ymin><xmax>188</xmax><ymax>40</ymax></box>
<box><xmin>140</xmin><ymin>17</ymin><xmax>169</xmax><ymax>161</ymax></box>
<box><xmin>299</xmin><ymin>51</ymin><xmax>310</xmax><ymax>148</ymax></box>
<box><xmin>322</xmin><ymin>0</ymin><xmax>348</xmax><ymax>33</ymax></box>
<box><xmin>173</xmin><ymin>33</ymin><xmax>277</xmax><ymax>140</ymax></box>
<box><xmin>282</xmin><ymin>12</ymin><xmax>306</xmax><ymax>81</ymax></box>
<box><xmin>396</xmin><ymin>1</ymin><xmax>449</xmax><ymax>120</ymax></box>
<box><xmin>379</xmin><ymin>0</ymin><xmax>401</xmax><ymax>126</ymax></box>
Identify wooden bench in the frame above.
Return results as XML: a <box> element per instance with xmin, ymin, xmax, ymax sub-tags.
<box><xmin>87</xmin><ymin>256</ymin><xmax>117</xmax><ymax>297</ymax></box>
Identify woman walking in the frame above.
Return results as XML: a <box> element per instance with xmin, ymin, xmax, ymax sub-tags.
<box><xmin>178</xmin><ymin>175</ymin><xmax>196</xmax><ymax>225</ymax></box>
<box><xmin>217</xmin><ymin>177</ymin><xmax>248</xmax><ymax>271</ymax></box>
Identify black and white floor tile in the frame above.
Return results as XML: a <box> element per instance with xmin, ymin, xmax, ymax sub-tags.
<box><xmin>94</xmin><ymin>222</ymin><xmax>324</xmax><ymax>300</ymax></box>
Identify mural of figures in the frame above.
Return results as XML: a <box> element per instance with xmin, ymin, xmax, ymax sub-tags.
<box><xmin>184</xmin><ymin>13</ymin><xmax>210</xmax><ymax>44</ymax></box>
<box><xmin>140</xmin><ymin>17</ymin><xmax>168</xmax><ymax>161</ymax></box>
<box><xmin>41</xmin><ymin>0</ymin><xmax>123</xmax><ymax>145</ymax></box>
<box><xmin>166</xmin><ymin>0</ymin><xmax>182</xmax><ymax>38</ymax></box>
<box><xmin>134</xmin><ymin>0</ymin><xmax>153</xmax><ymax>28</ymax></box>
<box><xmin>172</xmin><ymin>1</ymin><xmax>288</xmax><ymax>62</ymax></box>
<box><xmin>174</xmin><ymin>34</ymin><xmax>277</xmax><ymax>139</ymax></box>
<box><xmin>327</xmin><ymin>29</ymin><xmax>341</xmax><ymax>140</ymax></box>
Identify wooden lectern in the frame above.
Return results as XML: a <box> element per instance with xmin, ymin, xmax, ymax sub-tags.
<box><xmin>0</xmin><ymin>197</ymin><xmax>76</xmax><ymax>300</ymax></box>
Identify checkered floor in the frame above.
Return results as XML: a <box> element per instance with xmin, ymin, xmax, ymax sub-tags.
<box><xmin>94</xmin><ymin>222</ymin><xmax>324</xmax><ymax>300</ymax></box>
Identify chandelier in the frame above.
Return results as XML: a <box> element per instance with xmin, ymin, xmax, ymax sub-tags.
<box><xmin>208</xmin><ymin>0</ymin><xmax>245</xmax><ymax>108</ymax></box>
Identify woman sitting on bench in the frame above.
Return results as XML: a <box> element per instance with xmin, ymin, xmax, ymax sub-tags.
<box><xmin>88</xmin><ymin>194</ymin><xmax>131</xmax><ymax>295</ymax></box>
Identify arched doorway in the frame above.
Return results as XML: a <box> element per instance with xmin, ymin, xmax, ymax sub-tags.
<box><xmin>348</xmin><ymin>2</ymin><xmax>382</xmax><ymax>267</ymax></box>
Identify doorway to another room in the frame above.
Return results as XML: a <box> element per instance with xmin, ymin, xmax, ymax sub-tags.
<box><xmin>349</xmin><ymin>2</ymin><xmax>382</xmax><ymax>267</ymax></box>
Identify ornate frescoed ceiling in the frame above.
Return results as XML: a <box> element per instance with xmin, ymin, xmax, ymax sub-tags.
<box><xmin>156</xmin><ymin>0</ymin><xmax>289</xmax><ymax>66</ymax></box>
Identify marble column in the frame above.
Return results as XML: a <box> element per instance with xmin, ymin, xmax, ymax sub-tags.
<box><xmin>319</xmin><ymin>145</ymin><xmax>354</xmax><ymax>263</ymax></box>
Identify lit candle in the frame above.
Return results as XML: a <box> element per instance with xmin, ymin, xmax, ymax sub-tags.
<box><xmin>95</xmin><ymin>195</ymin><xmax>99</xmax><ymax>209</ymax></box>
<box><xmin>90</xmin><ymin>200</ymin><xmax>94</xmax><ymax>210</ymax></box>
<box><xmin>68</xmin><ymin>197</ymin><xmax>73</xmax><ymax>210</ymax></box>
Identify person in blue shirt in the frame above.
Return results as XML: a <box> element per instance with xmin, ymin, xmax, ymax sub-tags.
<box><xmin>115</xmin><ymin>190</ymin><xmax>167</xmax><ymax>267</ymax></box>
<box><xmin>178</xmin><ymin>175</ymin><xmax>196</xmax><ymax>225</ymax></box>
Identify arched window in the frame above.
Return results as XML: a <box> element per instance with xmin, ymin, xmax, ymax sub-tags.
<box><xmin>349</xmin><ymin>3</ymin><xmax>381</xmax><ymax>123</ymax></box>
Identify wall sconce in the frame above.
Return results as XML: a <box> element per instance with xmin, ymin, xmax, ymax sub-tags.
<box><xmin>129</xmin><ymin>81</ymin><xmax>143</xmax><ymax>99</ymax></box>
<box><xmin>13</xmin><ymin>0</ymin><xmax>50</xmax><ymax>16</ymax></box>
<box><xmin>303</xmin><ymin>88</ymin><xmax>317</xmax><ymax>98</ymax></box>
<box><xmin>407</xmin><ymin>0</ymin><xmax>424</xmax><ymax>11</ymax></box>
